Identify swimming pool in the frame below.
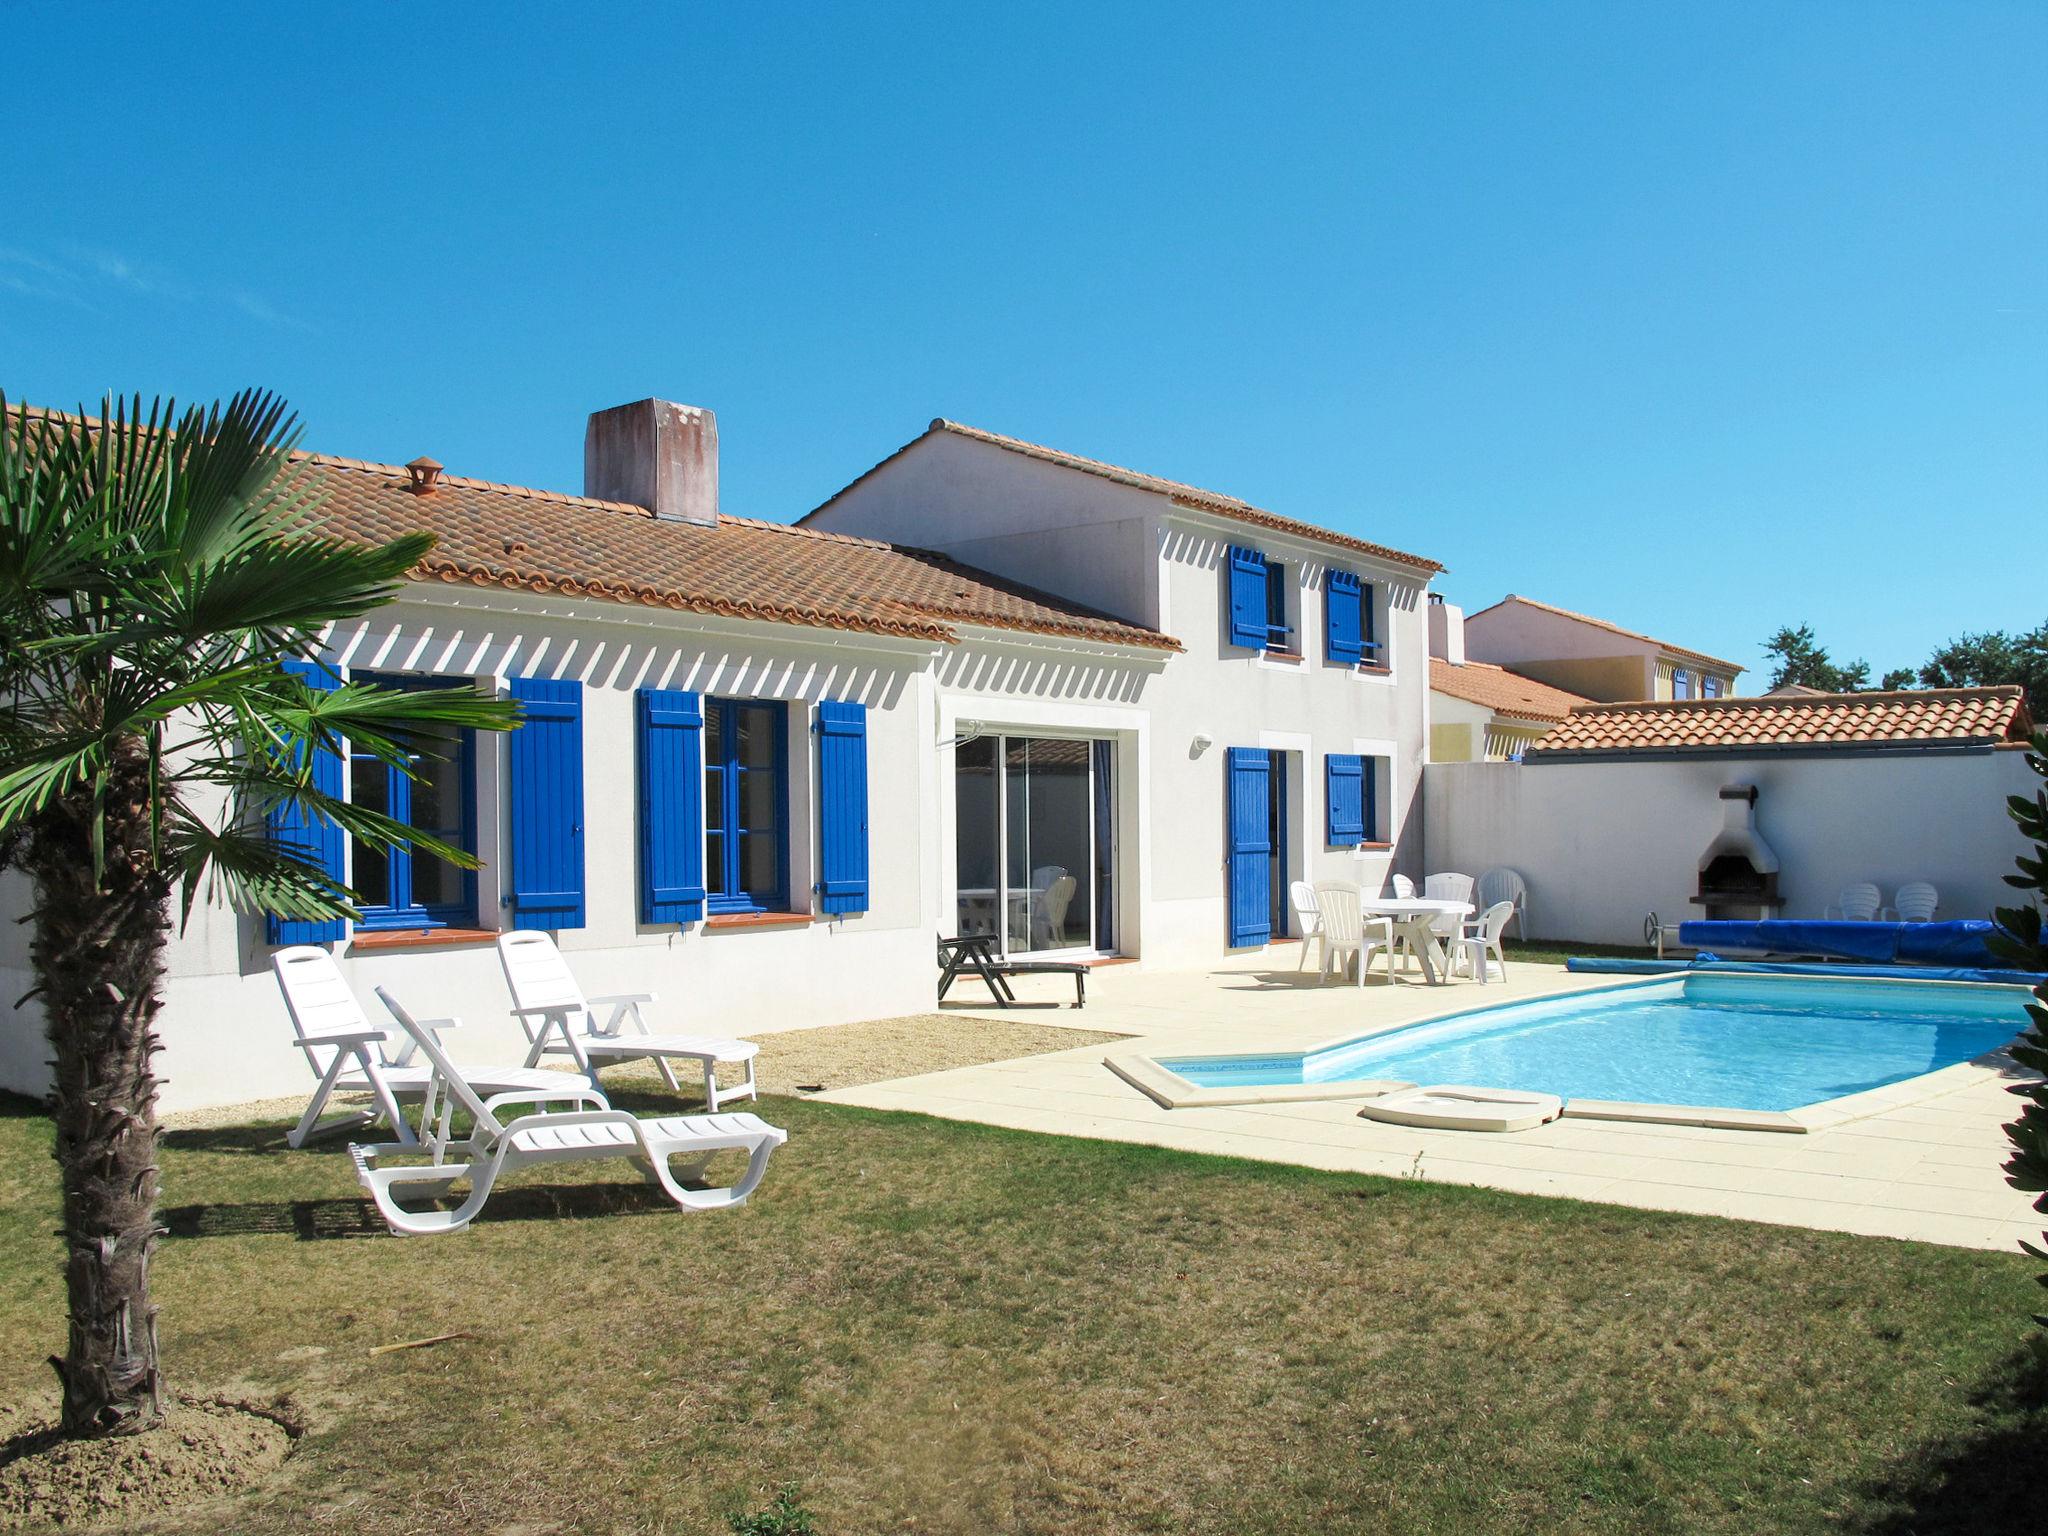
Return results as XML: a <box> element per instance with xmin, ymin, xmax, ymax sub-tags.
<box><xmin>1155</xmin><ymin>973</ymin><xmax>2028</xmax><ymax>1114</ymax></box>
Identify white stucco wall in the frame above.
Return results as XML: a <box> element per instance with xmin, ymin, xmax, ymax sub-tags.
<box><xmin>1422</xmin><ymin>748</ymin><xmax>2039</xmax><ymax>947</ymax></box>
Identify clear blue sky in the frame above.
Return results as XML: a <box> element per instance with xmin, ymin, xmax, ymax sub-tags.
<box><xmin>3</xmin><ymin>2</ymin><xmax>2042</xmax><ymax>685</ymax></box>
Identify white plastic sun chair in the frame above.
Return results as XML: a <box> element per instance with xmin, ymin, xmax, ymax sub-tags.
<box><xmin>1423</xmin><ymin>871</ymin><xmax>1474</xmax><ymax>906</ymax></box>
<box><xmin>496</xmin><ymin>930</ymin><xmax>760</xmax><ymax>1110</ymax></box>
<box><xmin>1452</xmin><ymin>901</ymin><xmax>1516</xmax><ymax>984</ymax></box>
<box><xmin>1288</xmin><ymin>880</ymin><xmax>1323</xmax><ymax>972</ymax></box>
<box><xmin>271</xmin><ymin>945</ymin><xmax>590</xmax><ymax>1150</ymax></box>
<box><xmin>1823</xmin><ymin>882</ymin><xmax>1882</xmax><ymax>922</ymax></box>
<box><xmin>1390</xmin><ymin>873</ymin><xmax>1417</xmax><ymax>900</ymax></box>
<box><xmin>1313</xmin><ymin>882</ymin><xmax>1397</xmax><ymax>987</ymax></box>
<box><xmin>1888</xmin><ymin>881</ymin><xmax>1939</xmax><ymax>923</ymax></box>
<box><xmin>1474</xmin><ymin>867</ymin><xmax>1529</xmax><ymax>939</ymax></box>
<box><xmin>352</xmin><ymin>987</ymin><xmax>786</xmax><ymax>1236</ymax></box>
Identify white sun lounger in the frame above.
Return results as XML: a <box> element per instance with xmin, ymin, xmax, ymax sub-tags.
<box><xmin>351</xmin><ymin>986</ymin><xmax>787</xmax><ymax>1236</ymax></box>
<box><xmin>1359</xmin><ymin>1084</ymin><xmax>1563</xmax><ymax>1133</ymax></box>
<box><xmin>271</xmin><ymin>945</ymin><xmax>596</xmax><ymax>1149</ymax></box>
<box><xmin>497</xmin><ymin>930</ymin><xmax>760</xmax><ymax>1110</ymax></box>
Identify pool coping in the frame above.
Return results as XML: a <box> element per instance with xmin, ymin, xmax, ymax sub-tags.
<box><xmin>1103</xmin><ymin>970</ymin><xmax>2033</xmax><ymax>1134</ymax></box>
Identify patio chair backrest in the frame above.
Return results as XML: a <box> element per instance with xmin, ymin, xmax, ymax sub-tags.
<box><xmin>1313</xmin><ymin>882</ymin><xmax>1364</xmax><ymax>946</ymax></box>
<box><xmin>1475</xmin><ymin>901</ymin><xmax>1516</xmax><ymax>945</ymax></box>
<box><xmin>1288</xmin><ymin>880</ymin><xmax>1319</xmax><ymax>933</ymax></box>
<box><xmin>1892</xmin><ymin>881</ymin><xmax>1938</xmax><ymax>922</ymax></box>
<box><xmin>272</xmin><ymin>945</ymin><xmax>385</xmax><ymax>1079</ymax></box>
<box><xmin>1475</xmin><ymin>867</ymin><xmax>1527</xmax><ymax>916</ymax></box>
<box><xmin>1042</xmin><ymin>874</ymin><xmax>1077</xmax><ymax>937</ymax></box>
<box><xmin>374</xmin><ymin>985</ymin><xmax>500</xmax><ymax>1135</ymax></box>
<box><xmin>1424</xmin><ymin>872</ymin><xmax>1474</xmax><ymax>905</ymax></box>
<box><xmin>498</xmin><ymin>929</ymin><xmax>589</xmax><ymax>1021</ymax></box>
<box><xmin>1390</xmin><ymin>873</ymin><xmax>1416</xmax><ymax>900</ymax></box>
<box><xmin>1031</xmin><ymin>864</ymin><xmax>1067</xmax><ymax>891</ymax></box>
<box><xmin>1834</xmin><ymin>883</ymin><xmax>1881</xmax><ymax>922</ymax></box>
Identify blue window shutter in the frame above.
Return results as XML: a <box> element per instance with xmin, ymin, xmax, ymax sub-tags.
<box><xmin>267</xmin><ymin>659</ymin><xmax>347</xmax><ymax>945</ymax></box>
<box><xmin>1326</xmin><ymin>571</ymin><xmax>1363</xmax><ymax>664</ymax></box>
<box><xmin>1225</xmin><ymin>747</ymin><xmax>1272</xmax><ymax>947</ymax></box>
<box><xmin>1227</xmin><ymin>546</ymin><xmax>1269</xmax><ymax>649</ymax></box>
<box><xmin>814</xmin><ymin>700</ymin><xmax>870</xmax><ymax>915</ymax></box>
<box><xmin>1326</xmin><ymin>754</ymin><xmax>1365</xmax><ymax>846</ymax></box>
<box><xmin>508</xmin><ymin>677</ymin><xmax>586</xmax><ymax>929</ymax></box>
<box><xmin>636</xmin><ymin>688</ymin><xmax>705</xmax><ymax>924</ymax></box>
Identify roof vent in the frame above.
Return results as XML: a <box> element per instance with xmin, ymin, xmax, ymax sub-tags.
<box><xmin>405</xmin><ymin>456</ymin><xmax>443</xmax><ymax>496</ymax></box>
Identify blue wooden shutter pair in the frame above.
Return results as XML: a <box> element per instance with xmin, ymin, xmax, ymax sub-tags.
<box><xmin>1224</xmin><ymin>747</ymin><xmax>1272</xmax><ymax>947</ymax></box>
<box><xmin>815</xmin><ymin>701</ymin><xmax>869</xmax><ymax>915</ymax></box>
<box><xmin>1326</xmin><ymin>571</ymin><xmax>1363</xmax><ymax>664</ymax></box>
<box><xmin>508</xmin><ymin>677</ymin><xmax>586</xmax><ymax>930</ymax></box>
<box><xmin>636</xmin><ymin>688</ymin><xmax>706</xmax><ymax>924</ymax></box>
<box><xmin>1226</xmin><ymin>546</ymin><xmax>1269</xmax><ymax>649</ymax></box>
<box><xmin>266</xmin><ymin>659</ymin><xmax>347</xmax><ymax>945</ymax></box>
<box><xmin>1325</xmin><ymin>754</ymin><xmax>1365</xmax><ymax>846</ymax></box>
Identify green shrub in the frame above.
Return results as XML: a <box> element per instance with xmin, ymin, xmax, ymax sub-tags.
<box><xmin>728</xmin><ymin>1484</ymin><xmax>819</xmax><ymax>1536</ymax></box>
<box><xmin>1991</xmin><ymin>726</ymin><xmax>2048</xmax><ymax>1327</ymax></box>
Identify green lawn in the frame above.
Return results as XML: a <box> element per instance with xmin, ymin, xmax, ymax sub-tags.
<box><xmin>0</xmin><ymin>1088</ymin><xmax>2041</xmax><ymax>1535</ymax></box>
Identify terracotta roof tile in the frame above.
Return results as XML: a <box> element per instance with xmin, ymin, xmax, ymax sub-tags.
<box><xmin>10</xmin><ymin>403</ymin><xmax>1180</xmax><ymax>652</ymax></box>
<box><xmin>1528</xmin><ymin>687</ymin><xmax>2031</xmax><ymax>757</ymax></box>
<box><xmin>1428</xmin><ymin>658</ymin><xmax>1593</xmax><ymax>724</ymax></box>
<box><xmin>807</xmin><ymin>419</ymin><xmax>1446</xmax><ymax>574</ymax></box>
<box><xmin>1468</xmin><ymin>595</ymin><xmax>1742</xmax><ymax>673</ymax></box>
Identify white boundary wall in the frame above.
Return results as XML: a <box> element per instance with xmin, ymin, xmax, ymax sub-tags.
<box><xmin>1423</xmin><ymin>748</ymin><xmax>2038</xmax><ymax>946</ymax></box>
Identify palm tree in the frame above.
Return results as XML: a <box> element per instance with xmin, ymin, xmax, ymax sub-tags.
<box><xmin>0</xmin><ymin>390</ymin><xmax>519</xmax><ymax>1437</ymax></box>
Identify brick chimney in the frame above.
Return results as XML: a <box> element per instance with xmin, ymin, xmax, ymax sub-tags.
<box><xmin>584</xmin><ymin>399</ymin><xmax>718</xmax><ymax>526</ymax></box>
<box><xmin>1428</xmin><ymin>593</ymin><xmax>1466</xmax><ymax>666</ymax></box>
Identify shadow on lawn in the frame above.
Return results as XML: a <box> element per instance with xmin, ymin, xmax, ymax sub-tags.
<box><xmin>161</xmin><ymin>1179</ymin><xmax>690</xmax><ymax>1241</ymax></box>
<box><xmin>1852</xmin><ymin>1343</ymin><xmax>2048</xmax><ymax>1536</ymax></box>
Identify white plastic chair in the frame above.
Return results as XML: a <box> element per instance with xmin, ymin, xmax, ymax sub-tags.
<box><xmin>1453</xmin><ymin>902</ymin><xmax>1516</xmax><ymax>984</ymax></box>
<box><xmin>496</xmin><ymin>930</ymin><xmax>760</xmax><ymax>1110</ymax></box>
<box><xmin>1313</xmin><ymin>882</ymin><xmax>1396</xmax><ymax>986</ymax></box>
<box><xmin>1423</xmin><ymin>872</ymin><xmax>1475</xmax><ymax>906</ymax></box>
<box><xmin>1390</xmin><ymin>873</ymin><xmax>1417</xmax><ymax>900</ymax></box>
<box><xmin>1474</xmin><ymin>867</ymin><xmax>1529</xmax><ymax>940</ymax></box>
<box><xmin>1032</xmin><ymin>874</ymin><xmax>1078</xmax><ymax>948</ymax></box>
<box><xmin>1288</xmin><ymin>880</ymin><xmax>1322</xmax><ymax>972</ymax></box>
<box><xmin>1823</xmin><ymin>883</ymin><xmax>1882</xmax><ymax>922</ymax></box>
<box><xmin>352</xmin><ymin>987</ymin><xmax>787</xmax><ymax>1237</ymax></box>
<box><xmin>1889</xmin><ymin>881</ymin><xmax>1939</xmax><ymax>923</ymax></box>
<box><xmin>271</xmin><ymin>946</ymin><xmax>583</xmax><ymax>1149</ymax></box>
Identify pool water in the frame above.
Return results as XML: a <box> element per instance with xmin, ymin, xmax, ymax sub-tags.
<box><xmin>1160</xmin><ymin>974</ymin><xmax>2029</xmax><ymax>1112</ymax></box>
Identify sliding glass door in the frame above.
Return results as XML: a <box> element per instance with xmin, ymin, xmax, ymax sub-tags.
<box><xmin>954</xmin><ymin>734</ymin><xmax>1113</xmax><ymax>956</ymax></box>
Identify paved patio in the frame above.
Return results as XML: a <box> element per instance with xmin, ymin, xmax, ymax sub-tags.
<box><xmin>820</xmin><ymin>951</ymin><xmax>2043</xmax><ymax>1252</ymax></box>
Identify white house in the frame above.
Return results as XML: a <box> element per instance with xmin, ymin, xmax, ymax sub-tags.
<box><xmin>1464</xmin><ymin>594</ymin><xmax>1744</xmax><ymax>702</ymax></box>
<box><xmin>0</xmin><ymin>401</ymin><xmax>1442</xmax><ymax>1112</ymax></box>
<box><xmin>1425</xmin><ymin>596</ymin><xmax>1593</xmax><ymax>761</ymax></box>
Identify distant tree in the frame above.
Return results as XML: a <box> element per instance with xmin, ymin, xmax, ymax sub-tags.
<box><xmin>1762</xmin><ymin>625</ymin><xmax>1872</xmax><ymax>693</ymax></box>
<box><xmin>1879</xmin><ymin>668</ymin><xmax>1917</xmax><ymax>692</ymax></box>
<box><xmin>1918</xmin><ymin>623</ymin><xmax>2048</xmax><ymax>708</ymax></box>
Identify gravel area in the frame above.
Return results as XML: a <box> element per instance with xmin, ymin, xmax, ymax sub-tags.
<box><xmin>159</xmin><ymin>1013</ymin><xmax>1125</xmax><ymax>1130</ymax></box>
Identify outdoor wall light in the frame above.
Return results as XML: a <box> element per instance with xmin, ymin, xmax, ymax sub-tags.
<box><xmin>1190</xmin><ymin>731</ymin><xmax>1215</xmax><ymax>755</ymax></box>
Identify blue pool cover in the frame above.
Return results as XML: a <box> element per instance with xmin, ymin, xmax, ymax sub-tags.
<box><xmin>1676</xmin><ymin>919</ymin><xmax>2007</xmax><ymax>967</ymax></box>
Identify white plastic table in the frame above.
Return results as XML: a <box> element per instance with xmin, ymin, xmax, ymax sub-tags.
<box><xmin>1359</xmin><ymin>897</ymin><xmax>1474</xmax><ymax>984</ymax></box>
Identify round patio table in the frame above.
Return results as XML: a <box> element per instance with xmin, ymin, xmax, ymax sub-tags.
<box><xmin>1358</xmin><ymin>897</ymin><xmax>1474</xmax><ymax>984</ymax></box>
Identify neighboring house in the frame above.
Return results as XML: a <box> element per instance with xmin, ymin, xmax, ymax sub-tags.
<box><xmin>1463</xmin><ymin>594</ymin><xmax>1743</xmax><ymax>702</ymax></box>
<box><xmin>1425</xmin><ymin>686</ymin><xmax>2034</xmax><ymax>945</ymax></box>
<box><xmin>0</xmin><ymin>400</ymin><xmax>1442</xmax><ymax>1111</ymax></box>
<box><xmin>802</xmin><ymin>417</ymin><xmax>1442</xmax><ymax>964</ymax></box>
<box><xmin>1426</xmin><ymin>595</ymin><xmax>1592</xmax><ymax>760</ymax></box>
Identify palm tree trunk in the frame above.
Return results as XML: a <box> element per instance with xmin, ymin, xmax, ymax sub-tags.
<box><xmin>25</xmin><ymin>748</ymin><xmax>172</xmax><ymax>1437</ymax></box>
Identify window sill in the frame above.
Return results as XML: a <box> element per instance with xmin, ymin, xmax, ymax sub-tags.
<box><xmin>1354</xmin><ymin>662</ymin><xmax>1392</xmax><ymax>678</ymax></box>
<box><xmin>349</xmin><ymin>926</ymin><xmax>498</xmax><ymax>952</ymax></box>
<box><xmin>703</xmin><ymin>910</ymin><xmax>815</xmax><ymax>931</ymax></box>
<box><xmin>1261</xmin><ymin>648</ymin><xmax>1304</xmax><ymax>664</ymax></box>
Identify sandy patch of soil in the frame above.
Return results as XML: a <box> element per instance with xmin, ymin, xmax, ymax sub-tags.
<box><xmin>0</xmin><ymin>1396</ymin><xmax>294</xmax><ymax>1531</ymax></box>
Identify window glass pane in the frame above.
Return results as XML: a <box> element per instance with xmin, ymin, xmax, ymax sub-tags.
<box><xmin>1265</xmin><ymin>561</ymin><xmax>1287</xmax><ymax>637</ymax></box>
<box><xmin>738</xmin><ymin>830</ymin><xmax>778</xmax><ymax>899</ymax></box>
<box><xmin>737</xmin><ymin>767</ymin><xmax>777</xmax><ymax>831</ymax></box>
<box><xmin>406</xmin><ymin>718</ymin><xmax>463</xmax><ymax>836</ymax></box>
<box><xmin>410</xmin><ymin>851</ymin><xmax>461</xmax><ymax>910</ymax></box>
<box><xmin>348</xmin><ymin>753</ymin><xmax>391</xmax><ymax>908</ymax></box>
<box><xmin>1013</xmin><ymin>738</ymin><xmax>1093</xmax><ymax>952</ymax></box>
<box><xmin>735</xmin><ymin>704</ymin><xmax>776</xmax><ymax>769</ymax></box>
<box><xmin>954</xmin><ymin>736</ymin><xmax>1000</xmax><ymax>938</ymax></box>
<box><xmin>705</xmin><ymin>829</ymin><xmax>727</xmax><ymax>895</ymax></box>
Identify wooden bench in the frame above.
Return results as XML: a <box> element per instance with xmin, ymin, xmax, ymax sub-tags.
<box><xmin>937</xmin><ymin>935</ymin><xmax>1087</xmax><ymax>1009</ymax></box>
